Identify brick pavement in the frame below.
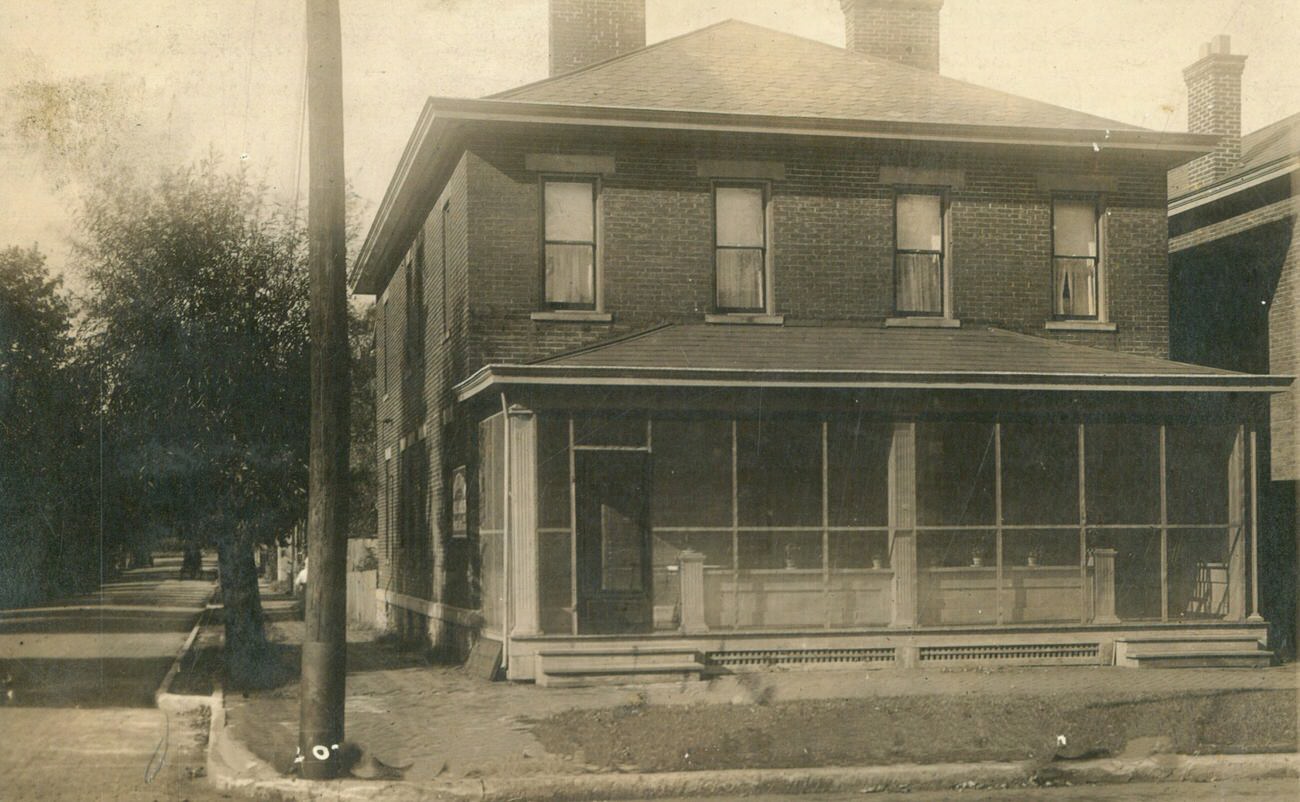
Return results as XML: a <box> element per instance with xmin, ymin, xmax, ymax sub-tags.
<box><xmin>222</xmin><ymin>599</ymin><xmax>1299</xmax><ymax>785</ymax></box>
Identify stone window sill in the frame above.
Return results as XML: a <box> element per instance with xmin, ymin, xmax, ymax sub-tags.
<box><xmin>884</xmin><ymin>317</ymin><xmax>961</xmax><ymax>329</ymax></box>
<box><xmin>1044</xmin><ymin>320</ymin><xmax>1116</xmax><ymax>332</ymax></box>
<box><xmin>530</xmin><ymin>310</ymin><xmax>613</xmax><ymax>323</ymax></box>
<box><xmin>704</xmin><ymin>313</ymin><xmax>785</xmax><ymax>325</ymax></box>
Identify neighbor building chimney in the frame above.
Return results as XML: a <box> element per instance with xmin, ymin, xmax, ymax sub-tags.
<box><xmin>1183</xmin><ymin>34</ymin><xmax>1247</xmax><ymax>189</ymax></box>
<box><xmin>841</xmin><ymin>0</ymin><xmax>944</xmax><ymax>72</ymax></box>
<box><xmin>548</xmin><ymin>0</ymin><xmax>646</xmax><ymax>77</ymax></box>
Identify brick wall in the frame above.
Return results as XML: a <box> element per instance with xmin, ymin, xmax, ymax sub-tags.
<box><xmin>465</xmin><ymin>132</ymin><xmax>1172</xmax><ymax>365</ymax></box>
<box><xmin>1269</xmin><ymin>217</ymin><xmax>1300</xmax><ymax>479</ymax></box>
<box><xmin>1182</xmin><ymin>43</ymin><xmax>1246</xmax><ymax>191</ymax></box>
<box><xmin>548</xmin><ymin>0</ymin><xmax>645</xmax><ymax>77</ymax></box>
<box><xmin>842</xmin><ymin>0</ymin><xmax>944</xmax><ymax>72</ymax></box>
<box><xmin>374</xmin><ymin>155</ymin><xmax>473</xmax><ymax>633</ymax></box>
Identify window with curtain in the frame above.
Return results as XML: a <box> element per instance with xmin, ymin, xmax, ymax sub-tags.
<box><xmin>895</xmin><ymin>192</ymin><xmax>944</xmax><ymax>315</ymax></box>
<box><xmin>715</xmin><ymin>185</ymin><xmax>767</xmax><ymax>312</ymax></box>
<box><xmin>1052</xmin><ymin>197</ymin><xmax>1100</xmax><ymax>319</ymax></box>
<box><xmin>543</xmin><ymin>179</ymin><xmax>596</xmax><ymax>308</ymax></box>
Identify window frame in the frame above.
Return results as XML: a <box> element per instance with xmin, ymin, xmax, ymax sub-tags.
<box><xmin>1050</xmin><ymin>193</ymin><xmax>1106</xmax><ymax>322</ymax></box>
<box><xmin>712</xmin><ymin>181</ymin><xmax>772</xmax><ymax>315</ymax></box>
<box><xmin>892</xmin><ymin>187</ymin><xmax>949</xmax><ymax>318</ymax></box>
<box><xmin>539</xmin><ymin>175</ymin><xmax>600</xmax><ymax>312</ymax></box>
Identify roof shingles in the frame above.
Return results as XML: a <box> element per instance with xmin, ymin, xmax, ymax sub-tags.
<box><xmin>495</xmin><ymin>20</ymin><xmax>1144</xmax><ymax>133</ymax></box>
<box><xmin>536</xmin><ymin>324</ymin><xmax>1246</xmax><ymax>377</ymax></box>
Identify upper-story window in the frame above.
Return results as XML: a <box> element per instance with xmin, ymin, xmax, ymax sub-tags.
<box><xmin>1052</xmin><ymin>196</ymin><xmax>1101</xmax><ymax>320</ymax></box>
<box><xmin>714</xmin><ymin>184</ymin><xmax>768</xmax><ymax>313</ymax></box>
<box><xmin>894</xmin><ymin>191</ymin><xmax>945</xmax><ymax>317</ymax></box>
<box><xmin>542</xmin><ymin>178</ymin><xmax>596</xmax><ymax>309</ymax></box>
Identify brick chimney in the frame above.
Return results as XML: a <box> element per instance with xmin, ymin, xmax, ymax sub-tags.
<box><xmin>1183</xmin><ymin>34</ymin><xmax>1247</xmax><ymax>189</ymax></box>
<box><xmin>841</xmin><ymin>0</ymin><xmax>944</xmax><ymax>72</ymax></box>
<box><xmin>548</xmin><ymin>0</ymin><xmax>646</xmax><ymax>77</ymax></box>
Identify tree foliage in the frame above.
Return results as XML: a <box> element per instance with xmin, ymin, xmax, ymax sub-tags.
<box><xmin>0</xmin><ymin>246</ymin><xmax>97</xmax><ymax>606</ymax></box>
<box><xmin>79</xmin><ymin>160</ymin><xmax>311</xmax><ymax>684</ymax></box>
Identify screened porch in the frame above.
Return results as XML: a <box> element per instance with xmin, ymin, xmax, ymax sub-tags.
<box><xmin>477</xmin><ymin>410</ymin><xmax>1258</xmax><ymax>639</ymax></box>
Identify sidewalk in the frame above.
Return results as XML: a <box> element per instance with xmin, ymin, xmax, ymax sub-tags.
<box><xmin>212</xmin><ymin>596</ymin><xmax>1299</xmax><ymax>799</ymax></box>
<box><xmin>0</xmin><ymin>554</ymin><xmax>224</xmax><ymax>801</ymax></box>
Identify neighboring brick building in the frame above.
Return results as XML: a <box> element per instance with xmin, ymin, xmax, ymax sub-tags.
<box><xmin>353</xmin><ymin>0</ymin><xmax>1287</xmax><ymax>683</ymax></box>
<box><xmin>1168</xmin><ymin>36</ymin><xmax>1300</xmax><ymax>657</ymax></box>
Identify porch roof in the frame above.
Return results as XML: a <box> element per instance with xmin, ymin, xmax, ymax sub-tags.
<box><xmin>454</xmin><ymin>324</ymin><xmax>1291</xmax><ymax>401</ymax></box>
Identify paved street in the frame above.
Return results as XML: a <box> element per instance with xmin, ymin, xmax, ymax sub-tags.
<box><xmin>0</xmin><ymin>555</ymin><xmax>232</xmax><ymax>800</ymax></box>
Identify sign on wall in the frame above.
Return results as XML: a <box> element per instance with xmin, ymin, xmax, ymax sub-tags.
<box><xmin>451</xmin><ymin>466</ymin><xmax>468</xmax><ymax>538</ymax></box>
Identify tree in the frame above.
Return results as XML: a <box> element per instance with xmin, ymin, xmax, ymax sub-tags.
<box><xmin>0</xmin><ymin>246</ymin><xmax>97</xmax><ymax>606</ymax></box>
<box><xmin>78</xmin><ymin>161</ymin><xmax>310</xmax><ymax>685</ymax></box>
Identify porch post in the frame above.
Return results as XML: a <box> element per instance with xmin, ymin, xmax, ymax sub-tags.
<box><xmin>890</xmin><ymin>422</ymin><xmax>918</xmax><ymax>627</ymax></box>
<box><xmin>507</xmin><ymin>404</ymin><xmax>540</xmax><ymax>638</ymax></box>
<box><xmin>678</xmin><ymin>550</ymin><xmax>709</xmax><ymax>634</ymax></box>
<box><xmin>1092</xmin><ymin>548</ymin><xmax>1120</xmax><ymax>624</ymax></box>
<box><xmin>1227</xmin><ymin>425</ymin><xmax>1248</xmax><ymax>621</ymax></box>
<box><xmin>1248</xmin><ymin>428</ymin><xmax>1263</xmax><ymax>620</ymax></box>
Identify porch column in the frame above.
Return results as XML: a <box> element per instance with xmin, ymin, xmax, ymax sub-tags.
<box><xmin>890</xmin><ymin>422</ymin><xmax>918</xmax><ymax>627</ymax></box>
<box><xmin>678</xmin><ymin>550</ymin><xmax>709</xmax><ymax>635</ymax></box>
<box><xmin>507</xmin><ymin>404</ymin><xmax>540</xmax><ymax>638</ymax></box>
<box><xmin>1092</xmin><ymin>548</ymin><xmax>1120</xmax><ymax>624</ymax></box>
<box><xmin>1227</xmin><ymin>425</ymin><xmax>1248</xmax><ymax>620</ymax></box>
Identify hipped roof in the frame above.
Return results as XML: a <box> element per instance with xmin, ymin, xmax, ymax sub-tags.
<box><xmin>455</xmin><ymin>324</ymin><xmax>1290</xmax><ymax>401</ymax></box>
<box><xmin>496</xmin><ymin>20</ymin><xmax>1141</xmax><ymax>132</ymax></box>
<box><xmin>353</xmin><ymin>20</ymin><xmax>1214</xmax><ymax>294</ymax></box>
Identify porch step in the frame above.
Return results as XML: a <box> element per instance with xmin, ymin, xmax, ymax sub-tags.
<box><xmin>1116</xmin><ymin>636</ymin><xmax>1272</xmax><ymax>669</ymax></box>
<box><xmin>1126</xmin><ymin>650</ymin><xmax>1274</xmax><ymax>669</ymax></box>
<box><xmin>536</xmin><ymin>648</ymin><xmax>704</xmax><ymax>687</ymax></box>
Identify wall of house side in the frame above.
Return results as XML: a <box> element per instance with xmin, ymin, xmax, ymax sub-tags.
<box><xmin>373</xmin><ymin>154</ymin><xmax>474</xmax><ymax>650</ymax></box>
<box><xmin>462</xmin><ymin>133</ymin><xmax>1173</xmax><ymax>366</ymax></box>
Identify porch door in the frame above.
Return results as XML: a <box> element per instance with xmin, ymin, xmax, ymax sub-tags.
<box><xmin>575</xmin><ymin>450</ymin><xmax>652</xmax><ymax>634</ymax></box>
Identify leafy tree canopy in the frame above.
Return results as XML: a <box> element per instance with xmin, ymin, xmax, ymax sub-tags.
<box><xmin>79</xmin><ymin>160</ymin><xmax>311</xmax><ymax>683</ymax></box>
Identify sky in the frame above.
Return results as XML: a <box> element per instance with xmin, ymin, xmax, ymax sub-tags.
<box><xmin>1</xmin><ymin>0</ymin><xmax>1297</xmax><ymax>289</ymax></box>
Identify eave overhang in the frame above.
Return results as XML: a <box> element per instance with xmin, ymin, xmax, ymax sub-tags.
<box><xmin>455</xmin><ymin>363</ymin><xmax>1292</xmax><ymax>403</ymax></box>
<box><xmin>352</xmin><ymin>95</ymin><xmax>1217</xmax><ymax>296</ymax></box>
<box><xmin>1168</xmin><ymin>154</ymin><xmax>1300</xmax><ymax>217</ymax></box>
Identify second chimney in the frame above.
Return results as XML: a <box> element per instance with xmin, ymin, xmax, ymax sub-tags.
<box><xmin>841</xmin><ymin>0</ymin><xmax>944</xmax><ymax>72</ymax></box>
<box><xmin>1183</xmin><ymin>34</ymin><xmax>1247</xmax><ymax>190</ymax></box>
<box><xmin>548</xmin><ymin>0</ymin><xmax>646</xmax><ymax>77</ymax></box>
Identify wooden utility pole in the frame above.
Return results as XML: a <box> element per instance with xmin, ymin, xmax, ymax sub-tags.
<box><xmin>300</xmin><ymin>0</ymin><xmax>350</xmax><ymax>781</ymax></box>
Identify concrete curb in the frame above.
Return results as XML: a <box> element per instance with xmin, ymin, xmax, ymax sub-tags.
<box><xmin>204</xmin><ymin>707</ymin><xmax>1300</xmax><ymax>802</ymax></box>
<box><xmin>155</xmin><ymin>584</ymin><xmax>221</xmax><ymax>714</ymax></box>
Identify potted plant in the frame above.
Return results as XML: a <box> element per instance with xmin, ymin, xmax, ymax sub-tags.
<box><xmin>1026</xmin><ymin>545</ymin><xmax>1042</xmax><ymax>568</ymax></box>
<box><xmin>871</xmin><ymin>553</ymin><xmax>884</xmax><ymax>570</ymax></box>
<box><xmin>970</xmin><ymin>544</ymin><xmax>985</xmax><ymax>567</ymax></box>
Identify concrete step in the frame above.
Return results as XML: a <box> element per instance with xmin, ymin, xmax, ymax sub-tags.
<box><xmin>536</xmin><ymin>648</ymin><xmax>703</xmax><ymax>687</ymax></box>
<box><xmin>1117</xmin><ymin>636</ymin><xmax>1264</xmax><ymax>656</ymax></box>
<box><xmin>1127</xmin><ymin>650</ymin><xmax>1274</xmax><ymax>669</ymax></box>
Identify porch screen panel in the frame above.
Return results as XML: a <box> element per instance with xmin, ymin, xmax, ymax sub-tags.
<box><xmin>538</xmin><ymin>416</ymin><xmax>573</xmax><ymax>634</ymax></box>
<box><xmin>999</xmin><ymin>423</ymin><xmax>1082</xmax><ymax>623</ymax></box>
<box><xmin>1085</xmin><ymin>424</ymin><xmax>1159</xmax><ymax>524</ymax></box>
<box><xmin>916</xmin><ymin>423</ymin><xmax>997</xmax><ymax>626</ymax></box>
<box><xmin>1168</xmin><ymin>528</ymin><xmax>1233</xmax><ymax>620</ymax></box>
<box><xmin>1084</xmin><ymin>425</ymin><xmax>1161</xmax><ymax>621</ymax></box>
<box><xmin>1088</xmin><ymin>528</ymin><xmax>1162</xmax><ymax>621</ymax></box>
<box><xmin>826</xmin><ymin>420</ymin><xmax>892</xmax><ymax>626</ymax></box>
<box><xmin>1166</xmin><ymin>425</ymin><xmax>1237</xmax><ymax>620</ymax></box>
<box><xmin>477</xmin><ymin>414</ymin><xmax>506</xmax><ymax>636</ymax></box>
<box><xmin>651</xmin><ymin>419</ymin><xmax>733</xmax><ymax>630</ymax></box>
<box><xmin>1165</xmin><ymin>425</ymin><xmax>1234</xmax><ymax>525</ymax></box>
<box><xmin>734</xmin><ymin>418</ymin><xmax>824</xmax><ymax>628</ymax></box>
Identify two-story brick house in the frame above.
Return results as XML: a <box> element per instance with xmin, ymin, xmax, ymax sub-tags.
<box><xmin>352</xmin><ymin>0</ymin><xmax>1288</xmax><ymax>683</ymax></box>
<box><xmin>1167</xmin><ymin>35</ymin><xmax>1300</xmax><ymax>657</ymax></box>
